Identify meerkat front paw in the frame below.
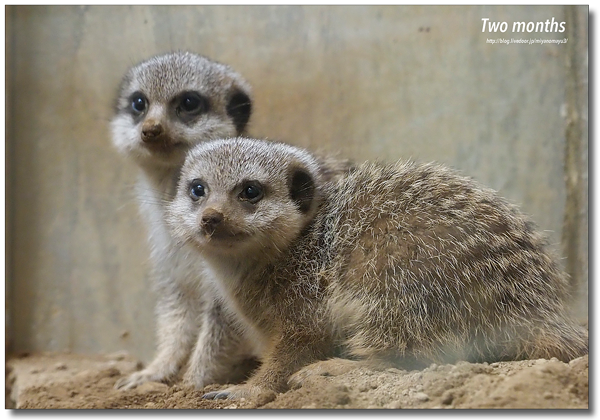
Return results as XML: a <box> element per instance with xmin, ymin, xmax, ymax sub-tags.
<box><xmin>114</xmin><ymin>369</ymin><xmax>170</xmax><ymax>390</ymax></box>
<box><xmin>202</xmin><ymin>384</ymin><xmax>276</xmax><ymax>402</ymax></box>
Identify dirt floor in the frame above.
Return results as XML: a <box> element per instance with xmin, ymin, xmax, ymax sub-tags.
<box><xmin>6</xmin><ymin>351</ymin><xmax>588</xmax><ymax>410</ymax></box>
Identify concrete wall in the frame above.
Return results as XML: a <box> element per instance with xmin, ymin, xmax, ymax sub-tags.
<box><xmin>6</xmin><ymin>5</ymin><xmax>588</xmax><ymax>362</ymax></box>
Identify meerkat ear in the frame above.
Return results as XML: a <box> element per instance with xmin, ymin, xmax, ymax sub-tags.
<box><xmin>226</xmin><ymin>89</ymin><xmax>252</xmax><ymax>134</ymax></box>
<box><xmin>289</xmin><ymin>167</ymin><xmax>316</xmax><ymax>214</ymax></box>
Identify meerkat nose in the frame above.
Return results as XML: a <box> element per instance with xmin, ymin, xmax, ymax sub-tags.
<box><xmin>141</xmin><ymin>120</ymin><xmax>163</xmax><ymax>142</ymax></box>
<box><xmin>201</xmin><ymin>208</ymin><xmax>224</xmax><ymax>229</ymax></box>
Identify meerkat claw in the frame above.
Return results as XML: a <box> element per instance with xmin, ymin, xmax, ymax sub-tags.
<box><xmin>202</xmin><ymin>390</ymin><xmax>231</xmax><ymax>400</ymax></box>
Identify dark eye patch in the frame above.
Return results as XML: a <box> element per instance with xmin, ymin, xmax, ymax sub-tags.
<box><xmin>189</xmin><ymin>179</ymin><xmax>207</xmax><ymax>201</ymax></box>
<box><xmin>239</xmin><ymin>181</ymin><xmax>264</xmax><ymax>204</ymax></box>
<box><xmin>129</xmin><ymin>91</ymin><xmax>148</xmax><ymax>115</ymax></box>
<box><xmin>176</xmin><ymin>91</ymin><xmax>210</xmax><ymax>122</ymax></box>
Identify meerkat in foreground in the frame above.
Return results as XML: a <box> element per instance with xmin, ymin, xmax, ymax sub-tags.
<box><xmin>110</xmin><ymin>52</ymin><xmax>259</xmax><ymax>390</ymax></box>
<box><xmin>166</xmin><ymin>137</ymin><xmax>588</xmax><ymax>400</ymax></box>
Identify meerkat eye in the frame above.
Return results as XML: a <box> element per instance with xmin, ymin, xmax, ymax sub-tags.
<box><xmin>178</xmin><ymin>92</ymin><xmax>209</xmax><ymax>115</ymax></box>
<box><xmin>189</xmin><ymin>179</ymin><xmax>206</xmax><ymax>201</ymax></box>
<box><xmin>130</xmin><ymin>92</ymin><xmax>147</xmax><ymax>114</ymax></box>
<box><xmin>239</xmin><ymin>182</ymin><xmax>264</xmax><ymax>204</ymax></box>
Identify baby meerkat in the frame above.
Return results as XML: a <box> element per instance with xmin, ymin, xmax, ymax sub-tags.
<box><xmin>167</xmin><ymin>137</ymin><xmax>588</xmax><ymax>400</ymax></box>
<box><xmin>110</xmin><ymin>52</ymin><xmax>258</xmax><ymax>390</ymax></box>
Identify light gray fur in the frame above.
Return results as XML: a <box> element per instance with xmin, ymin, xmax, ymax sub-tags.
<box><xmin>167</xmin><ymin>137</ymin><xmax>588</xmax><ymax>400</ymax></box>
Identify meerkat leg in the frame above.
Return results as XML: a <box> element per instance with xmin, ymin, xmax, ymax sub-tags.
<box><xmin>202</xmin><ymin>330</ymin><xmax>330</xmax><ymax>400</ymax></box>
<box><xmin>115</xmin><ymin>293</ymin><xmax>199</xmax><ymax>390</ymax></box>
<box><xmin>184</xmin><ymin>299</ymin><xmax>257</xmax><ymax>389</ymax></box>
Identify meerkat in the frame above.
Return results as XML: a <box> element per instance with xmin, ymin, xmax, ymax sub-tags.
<box><xmin>110</xmin><ymin>52</ymin><xmax>260</xmax><ymax>390</ymax></box>
<box><xmin>166</xmin><ymin>137</ymin><xmax>588</xmax><ymax>400</ymax></box>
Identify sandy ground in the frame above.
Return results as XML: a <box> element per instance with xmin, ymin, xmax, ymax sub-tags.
<box><xmin>6</xmin><ymin>351</ymin><xmax>588</xmax><ymax>410</ymax></box>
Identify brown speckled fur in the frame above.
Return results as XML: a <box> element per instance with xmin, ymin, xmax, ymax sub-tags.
<box><xmin>167</xmin><ymin>137</ymin><xmax>587</xmax><ymax>400</ymax></box>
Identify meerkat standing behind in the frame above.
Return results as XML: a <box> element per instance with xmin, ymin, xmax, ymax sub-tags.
<box><xmin>167</xmin><ymin>137</ymin><xmax>588</xmax><ymax>400</ymax></box>
<box><xmin>110</xmin><ymin>52</ymin><xmax>258</xmax><ymax>390</ymax></box>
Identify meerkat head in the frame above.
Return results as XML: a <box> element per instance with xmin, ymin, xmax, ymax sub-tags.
<box><xmin>167</xmin><ymin>138</ymin><xmax>324</xmax><ymax>261</ymax></box>
<box><xmin>110</xmin><ymin>52</ymin><xmax>252</xmax><ymax>168</ymax></box>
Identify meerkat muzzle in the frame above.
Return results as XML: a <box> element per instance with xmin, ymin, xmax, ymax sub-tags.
<box><xmin>201</xmin><ymin>208</ymin><xmax>224</xmax><ymax>235</ymax></box>
<box><xmin>141</xmin><ymin>120</ymin><xmax>164</xmax><ymax>142</ymax></box>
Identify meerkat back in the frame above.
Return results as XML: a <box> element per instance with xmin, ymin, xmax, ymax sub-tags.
<box><xmin>325</xmin><ymin>160</ymin><xmax>588</xmax><ymax>365</ymax></box>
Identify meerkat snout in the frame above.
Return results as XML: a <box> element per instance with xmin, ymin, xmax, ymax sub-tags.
<box><xmin>201</xmin><ymin>208</ymin><xmax>224</xmax><ymax>233</ymax></box>
<box><xmin>141</xmin><ymin>119</ymin><xmax>164</xmax><ymax>142</ymax></box>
